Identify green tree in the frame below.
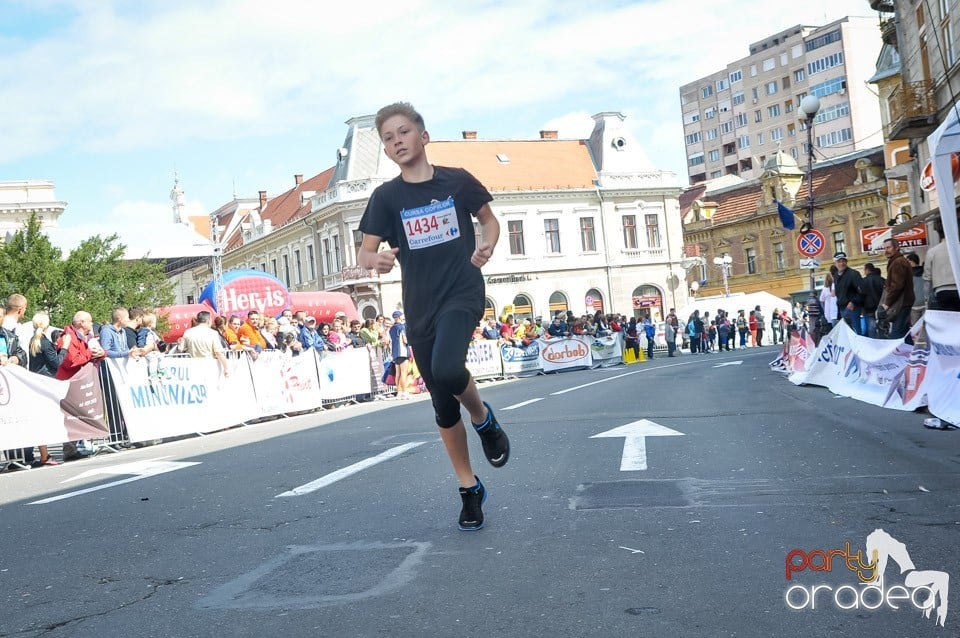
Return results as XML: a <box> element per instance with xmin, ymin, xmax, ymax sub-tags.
<box><xmin>61</xmin><ymin>234</ymin><xmax>175</xmax><ymax>325</ymax></box>
<box><xmin>0</xmin><ymin>213</ymin><xmax>175</xmax><ymax>327</ymax></box>
<box><xmin>0</xmin><ymin>214</ymin><xmax>66</xmax><ymax>321</ymax></box>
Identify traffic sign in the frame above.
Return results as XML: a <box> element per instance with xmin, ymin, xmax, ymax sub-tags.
<box><xmin>799</xmin><ymin>258</ymin><xmax>820</xmax><ymax>270</ymax></box>
<box><xmin>796</xmin><ymin>230</ymin><xmax>826</xmax><ymax>257</ymax></box>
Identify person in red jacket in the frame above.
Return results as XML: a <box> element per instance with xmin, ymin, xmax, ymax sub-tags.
<box><xmin>56</xmin><ymin>310</ymin><xmax>106</xmax><ymax>380</ymax></box>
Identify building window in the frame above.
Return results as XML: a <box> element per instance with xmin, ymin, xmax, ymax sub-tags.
<box><xmin>622</xmin><ymin>215</ymin><xmax>638</xmax><ymax>249</ymax></box>
<box><xmin>710</xmin><ymin>170</ymin><xmax>723</xmax><ymax>179</ymax></box>
<box><xmin>754</xmin><ymin>110</ymin><xmax>763</xmax><ymax>123</ymax></box>
<box><xmin>702</xmin><ymin>85</ymin><xmax>713</xmax><ymax>98</ymax></box>
<box><xmin>333</xmin><ymin>235</ymin><xmax>341</xmax><ymax>271</ymax></box>
<box><xmin>768</xmin><ymin>104</ymin><xmax>781</xmax><ymax>118</ymax></box>
<box><xmin>686</xmin><ymin>131</ymin><xmax>702</xmax><ymax>144</ymax></box>
<box><xmin>833</xmin><ymin>231</ymin><xmax>845</xmax><ymax>255</ymax></box>
<box><xmin>808</xmin><ymin>51</ymin><xmax>845</xmax><ymax>76</ymax></box>
<box><xmin>689</xmin><ymin>152</ymin><xmax>705</xmax><ymax>166</ymax></box>
<box><xmin>805</xmin><ymin>29</ymin><xmax>841</xmax><ymax>52</ymax></box>
<box><xmin>785</xmin><ymin>100</ymin><xmax>794</xmax><ymax>114</ymax></box>
<box><xmin>746</xmin><ymin>248</ymin><xmax>757</xmax><ymax>274</ymax></box>
<box><xmin>738</xmin><ymin>135</ymin><xmax>751</xmax><ymax>148</ymax></box>
<box><xmin>716</xmin><ymin>78</ymin><xmax>729</xmax><ymax>92</ymax></box>
<box><xmin>307</xmin><ymin>244</ymin><xmax>316</xmax><ymax>279</ymax></box>
<box><xmin>762</xmin><ymin>57</ymin><xmax>776</xmax><ymax>72</ymax></box>
<box><xmin>705</xmin><ymin>107</ymin><xmax>717</xmax><ymax>119</ymax></box>
<box><xmin>815</xmin><ymin>102</ymin><xmax>851</xmax><ymax>123</ymax></box>
<box><xmin>765</xmin><ymin>81</ymin><xmax>778</xmax><ymax>95</ymax></box>
<box><xmin>645</xmin><ymin>214</ymin><xmax>661</xmax><ymax>248</ymax></box>
<box><xmin>544</xmin><ymin>218</ymin><xmax>561</xmax><ymax>254</ymax></box>
<box><xmin>735</xmin><ymin>113</ymin><xmax>748</xmax><ymax>128</ymax></box>
<box><xmin>774</xmin><ymin>242</ymin><xmax>785</xmax><ymax>269</ymax></box>
<box><xmin>816</xmin><ymin>128</ymin><xmax>853</xmax><ymax>147</ymax></box>
<box><xmin>757</xmin><ymin>132</ymin><xmax>765</xmax><ymax>145</ymax></box>
<box><xmin>508</xmin><ymin>220</ymin><xmax>525</xmax><ymax>255</ymax></box>
<box><xmin>580</xmin><ymin>217</ymin><xmax>596</xmax><ymax>252</ymax></box>
<box><xmin>793</xmin><ymin>68</ymin><xmax>806</xmax><ymax>82</ymax></box>
<box><xmin>549</xmin><ymin>291</ymin><xmax>568</xmax><ymax>316</ymax></box>
<box><xmin>730</xmin><ymin>69</ymin><xmax>742</xmax><ymax>83</ymax></box>
<box><xmin>810</xmin><ymin>76</ymin><xmax>847</xmax><ymax>98</ymax></box>
<box><xmin>720</xmin><ymin>121</ymin><xmax>734</xmax><ymax>134</ymax></box>
<box><xmin>750</xmin><ymin>63</ymin><xmax>757</xmax><ymax>77</ymax></box>
<box><xmin>353</xmin><ymin>229</ymin><xmax>362</xmax><ymax>254</ymax></box>
<box><xmin>706</xmin><ymin>128</ymin><xmax>719</xmax><ymax>140</ymax></box>
<box><xmin>708</xmin><ymin>149</ymin><xmax>720</xmax><ymax>162</ymax></box>
<box><xmin>771</xmin><ymin>127</ymin><xmax>783</xmax><ymax>141</ymax></box>
<box><xmin>282</xmin><ymin>254</ymin><xmax>291</xmax><ymax>287</ymax></box>
<box><xmin>271</xmin><ymin>258</ymin><xmax>278</xmax><ymax>277</ymax></box>
<box><xmin>294</xmin><ymin>249</ymin><xmax>302</xmax><ymax>284</ymax></box>
<box><xmin>323</xmin><ymin>238</ymin><xmax>332</xmax><ymax>275</ymax></box>
<box><xmin>260</xmin><ymin>262</ymin><xmax>266</xmax><ymax>272</ymax></box>
<box><xmin>732</xmin><ymin>91</ymin><xmax>745</xmax><ymax>106</ymax></box>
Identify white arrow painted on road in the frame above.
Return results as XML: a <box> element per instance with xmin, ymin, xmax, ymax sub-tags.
<box><xmin>590</xmin><ymin>420</ymin><xmax>684</xmax><ymax>471</ymax></box>
<box><xmin>29</xmin><ymin>457</ymin><xmax>201</xmax><ymax>505</ymax></box>
<box><xmin>713</xmin><ymin>360</ymin><xmax>743</xmax><ymax>368</ymax></box>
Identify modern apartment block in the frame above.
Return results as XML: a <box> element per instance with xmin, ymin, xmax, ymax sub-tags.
<box><xmin>679</xmin><ymin>16</ymin><xmax>884</xmax><ymax>184</ymax></box>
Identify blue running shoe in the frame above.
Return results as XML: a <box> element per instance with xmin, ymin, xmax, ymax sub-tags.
<box><xmin>472</xmin><ymin>401</ymin><xmax>510</xmax><ymax>468</ymax></box>
<box><xmin>458</xmin><ymin>476</ymin><xmax>486</xmax><ymax>531</ymax></box>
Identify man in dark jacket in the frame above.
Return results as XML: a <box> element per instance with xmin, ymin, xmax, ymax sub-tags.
<box><xmin>832</xmin><ymin>252</ymin><xmax>864</xmax><ymax>334</ymax></box>
<box><xmin>860</xmin><ymin>263</ymin><xmax>885</xmax><ymax>338</ymax></box>
<box><xmin>1</xmin><ymin>312</ymin><xmax>29</xmax><ymax>468</ymax></box>
<box><xmin>880</xmin><ymin>237</ymin><xmax>915</xmax><ymax>340</ymax></box>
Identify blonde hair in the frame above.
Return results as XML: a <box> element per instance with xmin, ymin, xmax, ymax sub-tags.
<box><xmin>141</xmin><ymin>312</ymin><xmax>157</xmax><ymax>329</ymax></box>
<box><xmin>375</xmin><ymin>102</ymin><xmax>424</xmax><ymax>135</ymax></box>
<box><xmin>30</xmin><ymin>311</ymin><xmax>50</xmax><ymax>356</ymax></box>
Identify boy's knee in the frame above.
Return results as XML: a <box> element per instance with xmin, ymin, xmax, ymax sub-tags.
<box><xmin>432</xmin><ymin>360</ymin><xmax>469</xmax><ymax>394</ymax></box>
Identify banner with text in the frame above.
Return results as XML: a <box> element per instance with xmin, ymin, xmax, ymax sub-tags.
<box><xmin>500</xmin><ymin>341</ymin><xmax>542</xmax><ymax>377</ymax></box>
<box><xmin>107</xmin><ymin>356</ymin><xmax>258</xmax><ymax>442</ymax></box>
<box><xmin>251</xmin><ymin>350</ymin><xmax>324</xmax><ymax>417</ymax></box>
<box><xmin>540</xmin><ymin>336</ymin><xmax>593</xmax><ymax>373</ymax></box>
<box><xmin>0</xmin><ymin>364</ymin><xmax>108</xmax><ymax>449</ymax></box>
<box><xmin>466</xmin><ymin>340</ymin><xmax>503</xmax><ymax>379</ymax></box>
<box><xmin>589</xmin><ymin>333</ymin><xmax>624</xmax><ymax>368</ymax></box>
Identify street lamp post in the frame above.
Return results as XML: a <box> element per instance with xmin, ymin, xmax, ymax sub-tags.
<box><xmin>799</xmin><ymin>95</ymin><xmax>822</xmax><ymax>341</ymax></box>
<box><xmin>713</xmin><ymin>254</ymin><xmax>733</xmax><ymax>296</ymax></box>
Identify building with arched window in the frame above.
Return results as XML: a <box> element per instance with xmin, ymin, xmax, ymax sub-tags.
<box><xmin>181</xmin><ymin>112</ymin><xmax>690</xmax><ymax>323</ymax></box>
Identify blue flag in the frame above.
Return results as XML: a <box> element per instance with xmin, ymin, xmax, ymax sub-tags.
<box><xmin>776</xmin><ymin>199</ymin><xmax>796</xmax><ymax>230</ymax></box>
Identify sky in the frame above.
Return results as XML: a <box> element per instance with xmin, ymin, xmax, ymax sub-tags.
<box><xmin>2</xmin><ymin>0</ymin><xmax>880</xmax><ymax>239</ymax></box>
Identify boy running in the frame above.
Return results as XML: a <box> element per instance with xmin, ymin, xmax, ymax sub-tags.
<box><xmin>357</xmin><ymin>102</ymin><xmax>510</xmax><ymax>531</ymax></box>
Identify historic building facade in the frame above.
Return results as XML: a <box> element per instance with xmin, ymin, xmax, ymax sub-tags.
<box><xmin>180</xmin><ymin>112</ymin><xmax>690</xmax><ymax>323</ymax></box>
<box><xmin>681</xmin><ymin>148</ymin><xmax>888</xmax><ymax>303</ymax></box>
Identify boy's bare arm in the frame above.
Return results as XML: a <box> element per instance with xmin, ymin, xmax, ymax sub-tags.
<box><xmin>471</xmin><ymin>204</ymin><xmax>499</xmax><ymax>268</ymax></box>
<box><xmin>358</xmin><ymin>234</ymin><xmax>399</xmax><ymax>274</ymax></box>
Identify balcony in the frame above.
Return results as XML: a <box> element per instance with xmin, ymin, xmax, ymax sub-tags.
<box><xmin>323</xmin><ymin>265</ymin><xmax>378</xmax><ymax>290</ymax></box>
<box><xmin>887</xmin><ymin>80</ymin><xmax>938</xmax><ymax>140</ymax></box>
<box><xmin>869</xmin><ymin>0</ymin><xmax>894</xmax><ymax>12</ymax></box>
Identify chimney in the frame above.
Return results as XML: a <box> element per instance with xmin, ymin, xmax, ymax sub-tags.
<box><xmin>462</xmin><ymin>131</ymin><xmax>477</xmax><ymax>140</ymax></box>
<box><xmin>539</xmin><ymin>130</ymin><xmax>558</xmax><ymax>140</ymax></box>
<box><xmin>258</xmin><ymin>190</ymin><xmax>267</xmax><ymax>211</ymax></box>
<box><xmin>294</xmin><ymin>174</ymin><xmax>303</xmax><ymax>186</ymax></box>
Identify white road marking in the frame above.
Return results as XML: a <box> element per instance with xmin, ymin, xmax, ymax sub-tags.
<box><xmin>590</xmin><ymin>420</ymin><xmax>685</xmax><ymax>471</ymax></box>
<box><xmin>503</xmin><ymin>398</ymin><xmax>544</xmax><ymax>410</ymax></box>
<box><xmin>713</xmin><ymin>360</ymin><xmax>743</xmax><ymax>367</ymax></box>
<box><xmin>619</xmin><ymin>546</ymin><xmax>645</xmax><ymax>554</ymax></box>
<box><xmin>30</xmin><ymin>458</ymin><xmax>201</xmax><ymax>505</ymax></box>
<box><xmin>275</xmin><ymin>442</ymin><xmax>426</xmax><ymax>497</ymax></box>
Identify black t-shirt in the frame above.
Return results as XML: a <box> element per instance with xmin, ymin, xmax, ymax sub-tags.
<box><xmin>359</xmin><ymin>166</ymin><xmax>493</xmax><ymax>342</ymax></box>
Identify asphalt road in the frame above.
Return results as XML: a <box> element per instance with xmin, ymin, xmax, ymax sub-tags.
<box><xmin>1</xmin><ymin>347</ymin><xmax>958</xmax><ymax>638</ymax></box>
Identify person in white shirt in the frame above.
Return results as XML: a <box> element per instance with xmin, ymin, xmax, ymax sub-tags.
<box><xmin>820</xmin><ymin>269</ymin><xmax>839</xmax><ymax>325</ymax></box>
<box><xmin>923</xmin><ymin>218</ymin><xmax>960</xmax><ymax>311</ymax></box>
<box><xmin>181</xmin><ymin>310</ymin><xmax>230</xmax><ymax>376</ymax></box>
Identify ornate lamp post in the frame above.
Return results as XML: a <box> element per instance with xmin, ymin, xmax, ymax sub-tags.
<box><xmin>713</xmin><ymin>254</ymin><xmax>733</xmax><ymax>296</ymax></box>
<box><xmin>799</xmin><ymin>95</ymin><xmax>822</xmax><ymax>340</ymax></box>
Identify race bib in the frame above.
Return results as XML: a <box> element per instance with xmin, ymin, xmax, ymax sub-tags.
<box><xmin>401</xmin><ymin>198</ymin><xmax>461</xmax><ymax>250</ymax></box>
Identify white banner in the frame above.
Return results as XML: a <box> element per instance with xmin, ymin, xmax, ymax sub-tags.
<box><xmin>788</xmin><ymin>311</ymin><xmax>960</xmax><ymax>423</ymax></box>
<box><xmin>466</xmin><ymin>340</ymin><xmax>503</xmax><ymax>379</ymax></box>
<box><xmin>108</xmin><ymin>355</ymin><xmax>258</xmax><ymax>442</ymax></box>
<box><xmin>540</xmin><ymin>336</ymin><xmax>592</xmax><ymax>373</ymax></box>
<box><xmin>0</xmin><ymin>365</ymin><xmax>109</xmax><ymax>449</ymax></box>
<box><xmin>318</xmin><ymin>347</ymin><xmax>372</xmax><ymax>400</ymax></box>
<box><xmin>250</xmin><ymin>350</ymin><xmax>325</xmax><ymax>417</ymax></box>
<box><xmin>500</xmin><ymin>341</ymin><xmax>542</xmax><ymax>377</ymax></box>
<box><xmin>589</xmin><ymin>333</ymin><xmax>624</xmax><ymax>368</ymax></box>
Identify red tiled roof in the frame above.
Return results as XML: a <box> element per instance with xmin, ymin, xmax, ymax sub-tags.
<box><xmin>262</xmin><ymin>168</ymin><xmax>335</xmax><ymax>229</ymax></box>
<box><xmin>426</xmin><ymin>140</ymin><xmax>598</xmax><ymax>191</ymax></box>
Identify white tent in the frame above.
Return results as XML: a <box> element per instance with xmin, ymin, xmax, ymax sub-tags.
<box><xmin>926</xmin><ymin>106</ymin><xmax>960</xmax><ymax>291</ymax></box>
<box><xmin>676</xmin><ymin>290</ymin><xmax>792</xmax><ymax>329</ymax></box>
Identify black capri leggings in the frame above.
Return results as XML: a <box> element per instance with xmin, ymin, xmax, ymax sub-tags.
<box><xmin>408</xmin><ymin>309</ymin><xmax>478</xmax><ymax>428</ymax></box>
